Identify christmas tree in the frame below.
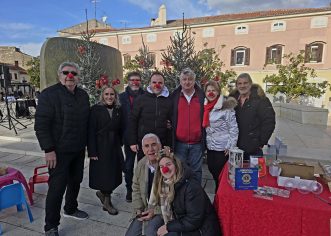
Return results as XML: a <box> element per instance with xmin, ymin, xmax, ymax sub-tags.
<box><xmin>197</xmin><ymin>44</ymin><xmax>237</xmax><ymax>92</ymax></box>
<box><xmin>77</xmin><ymin>29</ymin><xmax>104</xmax><ymax>104</ymax></box>
<box><xmin>123</xmin><ymin>37</ymin><xmax>156</xmax><ymax>88</ymax></box>
<box><xmin>161</xmin><ymin>25</ymin><xmax>201</xmax><ymax>91</ymax></box>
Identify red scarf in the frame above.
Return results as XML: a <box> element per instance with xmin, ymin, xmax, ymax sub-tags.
<box><xmin>202</xmin><ymin>98</ymin><xmax>218</xmax><ymax>128</ymax></box>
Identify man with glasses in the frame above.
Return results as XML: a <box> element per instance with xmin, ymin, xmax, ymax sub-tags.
<box><xmin>35</xmin><ymin>61</ymin><xmax>90</xmax><ymax>236</ymax></box>
<box><xmin>119</xmin><ymin>71</ymin><xmax>144</xmax><ymax>203</ymax></box>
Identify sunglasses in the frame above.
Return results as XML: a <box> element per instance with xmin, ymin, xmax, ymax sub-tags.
<box><xmin>62</xmin><ymin>71</ymin><xmax>78</xmax><ymax>76</ymax></box>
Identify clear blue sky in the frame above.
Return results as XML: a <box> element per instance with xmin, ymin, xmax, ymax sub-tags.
<box><xmin>0</xmin><ymin>0</ymin><xmax>329</xmax><ymax>57</ymax></box>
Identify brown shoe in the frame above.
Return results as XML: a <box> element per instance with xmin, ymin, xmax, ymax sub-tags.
<box><xmin>103</xmin><ymin>195</ymin><xmax>118</xmax><ymax>215</ymax></box>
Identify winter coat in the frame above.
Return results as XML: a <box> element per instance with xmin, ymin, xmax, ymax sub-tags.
<box><xmin>229</xmin><ymin>84</ymin><xmax>276</xmax><ymax>154</ymax></box>
<box><xmin>88</xmin><ymin>104</ymin><xmax>124</xmax><ymax>192</ymax></box>
<box><xmin>128</xmin><ymin>86</ymin><xmax>172</xmax><ymax>147</ymax></box>
<box><xmin>35</xmin><ymin>83</ymin><xmax>90</xmax><ymax>153</ymax></box>
<box><xmin>119</xmin><ymin>86</ymin><xmax>144</xmax><ymax>145</ymax></box>
<box><xmin>131</xmin><ymin>156</ymin><xmax>161</xmax><ymax>215</ymax></box>
<box><xmin>206</xmin><ymin>95</ymin><xmax>238</xmax><ymax>151</ymax></box>
<box><xmin>170</xmin><ymin>84</ymin><xmax>205</xmax><ymax>149</ymax></box>
<box><xmin>166</xmin><ymin>166</ymin><xmax>221</xmax><ymax>236</ymax></box>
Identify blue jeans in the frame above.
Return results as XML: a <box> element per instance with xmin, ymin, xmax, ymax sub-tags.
<box><xmin>175</xmin><ymin>141</ymin><xmax>203</xmax><ymax>184</ymax></box>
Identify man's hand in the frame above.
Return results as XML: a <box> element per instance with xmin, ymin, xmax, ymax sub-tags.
<box><xmin>89</xmin><ymin>156</ymin><xmax>98</xmax><ymax>160</ymax></box>
<box><xmin>137</xmin><ymin>209</ymin><xmax>154</xmax><ymax>221</ymax></box>
<box><xmin>130</xmin><ymin>144</ymin><xmax>139</xmax><ymax>153</ymax></box>
<box><xmin>157</xmin><ymin>225</ymin><xmax>168</xmax><ymax>236</ymax></box>
<box><xmin>166</xmin><ymin>120</ymin><xmax>172</xmax><ymax>129</ymax></box>
<box><xmin>45</xmin><ymin>151</ymin><xmax>57</xmax><ymax>169</ymax></box>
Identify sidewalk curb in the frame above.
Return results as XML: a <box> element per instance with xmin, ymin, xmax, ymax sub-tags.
<box><xmin>0</xmin><ymin>147</ymin><xmax>43</xmax><ymax>157</ymax></box>
<box><xmin>0</xmin><ymin>135</ymin><xmax>38</xmax><ymax>143</ymax></box>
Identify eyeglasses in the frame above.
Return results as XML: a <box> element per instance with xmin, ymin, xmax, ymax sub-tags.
<box><xmin>104</xmin><ymin>93</ymin><xmax>115</xmax><ymax>95</ymax></box>
<box><xmin>62</xmin><ymin>71</ymin><xmax>78</xmax><ymax>76</ymax></box>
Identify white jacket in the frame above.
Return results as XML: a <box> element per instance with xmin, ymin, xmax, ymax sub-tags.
<box><xmin>205</xmin><ymin>95</ymin><xmax>238</xmax><ymax>151</ymax></box>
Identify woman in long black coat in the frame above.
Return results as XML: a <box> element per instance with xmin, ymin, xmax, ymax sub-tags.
<box><xmin>88</xmin><ymin>86</ymin><xmax>124</xmax><ymax>215</ymax></box>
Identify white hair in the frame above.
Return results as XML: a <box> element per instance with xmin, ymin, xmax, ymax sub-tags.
<box><xmin>142</xmin><ymin>133</ymin><xmax>161</xmax><ymax>145</ymax></box>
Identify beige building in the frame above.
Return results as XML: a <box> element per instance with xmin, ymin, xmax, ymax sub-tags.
<box><xmin>59</xmin><ymin>5</ymin><xmax>331</xmax><ymax>109</ymax></box>
<box><xmin>0</xmin><ymin>46</ymin><xmax>34</xmax><ymax>70</ymax></box>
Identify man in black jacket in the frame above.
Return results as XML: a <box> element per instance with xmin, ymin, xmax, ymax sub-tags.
<box><xmin>229</xmin><ymin>73</ymin><xmax>275</xmax><ymax>160</ymax></box>
<box><xmin>119</xmin><ymin>71</ymin><xmax>144</xmax><ymax>202</ymax></box>
<box><xmin>35</xmin><ymin>62</ymin><xmax>90</xmax><ymax>236</ymax></box>
<box><xmin>128</xmin><ymin>72</ymin><xmax>172</xmax><ymax>161</ymax></box>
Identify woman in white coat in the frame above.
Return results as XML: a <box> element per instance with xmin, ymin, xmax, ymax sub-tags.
<box><xmin>202</xmin><ymin>80</ymin><xmax>239</xmax><ymax>192</ymax></box>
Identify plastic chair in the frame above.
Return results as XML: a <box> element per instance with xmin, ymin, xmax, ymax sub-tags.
<box><xmin>29</xmin><ymin>165</ymin><xmax>49</xmax><ymax>193</ymax></box>
<box><xmin>0</xmin><ymin>183</ymin><xmax>33</xmax><ymax>234</ymax></box>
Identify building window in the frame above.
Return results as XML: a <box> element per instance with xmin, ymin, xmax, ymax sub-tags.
<box><xmin>271</xmin><ymin>21</ymin><xmax>286</xmax><ymax>32</ymax></box>
<box><xmin>311</xmin><ymin>16</ymin><xmax>328</xmax><ymax>28</ymax></box>
<box><xmin>231</xmin><ymin>47</ymin><xmax>250</xmax><ymax>66</ymax></box>
<box><xmin>235</xmin><ymin>25</ymin><xmax>248</xmax><ymax>35</ymax></box>
<box><xmin>265</xmin><ymin>45</ymin><xmax>283</xmax><ymax>64</ymax></box>
<box><xmin>202</xmin><ymin>27</ymin><xmax>215</xmax><ymax>38</ymax></box>
<box><xmin>305</xmin><ymin>42</ymin><xmax>324</xmax><ymax>63</ymax></box>
<box><xmin>147</xmin><ymin>53</ymin><xmax>156</xmax><ymax>67</ymax></box>
<box><xmin>146</xmin><ymin>33</ymin><xmax>157</xmax><ymax>42</ymax></box>
<box><xmin>99</xmin><ymin>37</ymin><xmax>108</xmax><ymax>45</ymax></box>
<box><xmin>122</xmin><ymin>35</ymin><xmax>131</xmax><ymax>44</ymax></box>
<box><xmin>123</xmin><ymin>54</ymin><xmax>131</xmax><ymax>65</ymax></box>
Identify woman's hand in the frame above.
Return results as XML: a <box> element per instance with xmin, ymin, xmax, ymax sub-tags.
<box><xmin>89</xmin><ymin>156</ymin><xmax>98</xmax><ymax>160</ymax></box>
<box><xmin>224</xmin><ymin>149</ymin><xmax>229</xmax><ymax>156</ymax></box>
<box><xmin>157</xmin><ymin>225</ymin><xmax>168</xmax><ymax>236</ymax></box>
<box><xmin>137</xmin><ymin>208</ymin><xmax>154</xmax><ymax>221</ymax></box>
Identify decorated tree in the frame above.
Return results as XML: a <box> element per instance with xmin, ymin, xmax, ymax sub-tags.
<box><xmin>161</xmin><ymin>26</ymin><xmax>201</xmax><ymax>91</ymax></box>
<box><xmin>263</xmin><ymin>52</ymin><xmax>329</xmax><ymax>103</ymax></box>
<box><xmin>123</xmin><ymin>38</ymin><xmax>156</xmax><ymax>88</ymax></box>
<box><xmin>76</xmin><ymin>30</ymin><xmax>105</xmax><ymax>104</ymax></box>
<box><xmin>197</xmin><ymin>44</ymin><xmax>237</xmax><ymax>91</ymax></box>
<box><xmin>26</xmin><ymin>57</ymin><xmax>40</xmax><ymax>88</ymax></box>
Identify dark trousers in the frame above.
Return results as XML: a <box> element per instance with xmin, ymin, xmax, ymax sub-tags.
<box><xmin>44</xmin><ymin>150</ymin><xmax>85</xmax><ymax>232</ymax></box>
<box><xmin>207</xmin><ymin>150</ymin><xmax>228</xmax><ymax>193</ymax></box>
<box><xmin>243</xmin><ymin>148</ymin><xmax>264</xmax><ymax>161</ymax></box>
<box><xmin>137</xmin><ymin>142</ymin><xmax>144</xmax><ymax>162</ymax></box>
<box><xmin>124</xmin><ymin>144</ymin><xmax>137</xmax><ymax>192</ymax></box>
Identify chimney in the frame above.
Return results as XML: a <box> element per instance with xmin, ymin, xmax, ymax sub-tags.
<box><xmin>158</xmin><ymin>4</ymin><xmax>167</xmax><ymax>25</ymax></box>
<box><xmin>14</xmin><ymin>61</ymin><xmax>19</xmax><ymax>67</ymax></box>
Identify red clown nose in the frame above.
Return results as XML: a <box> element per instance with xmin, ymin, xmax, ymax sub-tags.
<box><xmin>67</xmin><ymin>73</ymin><xmax>75</xmax><ymax>79</ymax></box>
<box><xmin>154</xmin><ymin>84</ymin><xmax>161</xmax><ymax>89</ymax></box>
<box><xmin>208</xmin><ymin>92</ymin><xmax>215</xmax><ymax>97</ymax></box>
<box><xmin>161</xmin><ymin>166</ymin><xmax>169</xmax><ymax>174</ymax></box>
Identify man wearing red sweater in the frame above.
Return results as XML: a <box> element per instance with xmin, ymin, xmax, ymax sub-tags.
<box><xmin>171</xmin><ymin>68</ymin><xmax>205</xmax><ymax>183</ymax></box>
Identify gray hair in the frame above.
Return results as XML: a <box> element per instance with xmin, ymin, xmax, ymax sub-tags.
<box><xmin>142</xmin><ymin>133</ymin><xmax>161</xmax><ymax>145</ymax></box>
<box><xmin>57</xmin><ymin>62</ymin><xmax>81</xmax><ymax>76</ymax></box>
<box><xmin>236</xmin><ymin>73</ymin><xmax>253</xmax><ymax>85</ymax></box>
<box><xmin>180</xmin><ymin>68</ymin><xmax>196</xmax><ymax>80</ymax></box>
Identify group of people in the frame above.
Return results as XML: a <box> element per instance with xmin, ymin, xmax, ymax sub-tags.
<box><xmin>34</xmin><ymin>61</ymin><xmax>275</xmax><ymax>236</ymax></box>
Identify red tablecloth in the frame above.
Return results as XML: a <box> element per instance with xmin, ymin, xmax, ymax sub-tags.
<box><xmin>214</xmin><ymin>165</ymin><xmax>331</xmax><ymax>236</ymax></box>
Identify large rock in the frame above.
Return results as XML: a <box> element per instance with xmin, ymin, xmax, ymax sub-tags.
<box><xmin>40</xmin><ymin>37</ymin><xmax>122</xmax><ymax>91</ymax></box>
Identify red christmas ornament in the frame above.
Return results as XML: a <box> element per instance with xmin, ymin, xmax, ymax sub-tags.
<box><xmin>111</xmin><ymin>80</ymin><xmax>117</xmax><ymax>86</ymax></box>
<box><xmin>214</xmin><ymin>76</ymin><xmax>220</xmax><ymax>81</ymax></box>
<box><xmin>77</xmin><ymin>46</ymin><xmax>86</xmax><ymax>55</ymax></box>
<box><xmin>161</xmin><ymin>166</ymin><xmax>170</xmax><ymax>174</ymax></box>
<box><xmin>139</xmin><ymin>60</ymin><xmax>145</xmax><ymax>66</ymax></box>
<box><xmin>96</xmin><ymin>80</ymin><xmax>100</xmax><ymax>89</ymax></box>
<box><xmin>115</xmin><ymin>79</ymin><xmax>120</xmax><ymax>85</ymax></box>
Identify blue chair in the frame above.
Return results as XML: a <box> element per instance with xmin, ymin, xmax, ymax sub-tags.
<box><xmin>0</xmin><ymin>183</ymin><xmax>33</xmax><ymax>234</ymax></box>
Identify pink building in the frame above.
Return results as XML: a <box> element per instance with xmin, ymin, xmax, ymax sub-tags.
<box><xmin>59</xmin><ymin>6</ymin><xmax>331</xmax><ymax>109</ymax></box>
